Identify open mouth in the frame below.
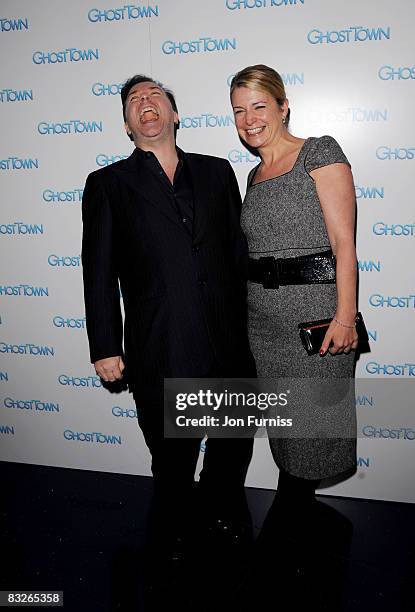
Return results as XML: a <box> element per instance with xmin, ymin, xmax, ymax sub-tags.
<box><xmin>246</xmin><ymin>126</ymin><xmax>265</xmax><ymax>136</ymax></box>
<box><xmin>139</xmin><ymin>106</ymin><xmax>160</xmax><ymax>123</ymax></box>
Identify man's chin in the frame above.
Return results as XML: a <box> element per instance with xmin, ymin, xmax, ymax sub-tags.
<box><xmin>138</xmin><ymin>127</ymin><xmax>164</xmax><ymax>139</ymax></box>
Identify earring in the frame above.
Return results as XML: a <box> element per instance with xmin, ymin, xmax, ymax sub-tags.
<box><xmin>282</xmin><ymin>116</ymin><xmax>286</xmax><ymax>125</ymax></box>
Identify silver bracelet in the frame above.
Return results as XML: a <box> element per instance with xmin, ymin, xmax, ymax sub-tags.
<box><xmin>333</xmin><ymin>317</ymin><xmax>355</xmax><ymax>329</ymax></box>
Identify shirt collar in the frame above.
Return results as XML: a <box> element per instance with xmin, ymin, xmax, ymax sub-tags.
<box><xmin>134</xmin><ymin>145</ymin><xmax>185</xmax><ymax>162</ymax></box>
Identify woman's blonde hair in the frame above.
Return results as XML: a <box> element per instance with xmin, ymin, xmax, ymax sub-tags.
<box><xmin>230</xmin><ymin>64</ymin><xmax>290</xmax><ymax>125</ymax></box>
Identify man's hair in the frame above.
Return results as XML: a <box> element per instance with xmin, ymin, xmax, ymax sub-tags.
<box><xmin>120</xmin><ymin>74</ymin><xmax>179</xmax><ymax>141</ymax></box>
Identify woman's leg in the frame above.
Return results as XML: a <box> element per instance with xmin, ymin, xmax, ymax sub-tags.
<box><xmin>276</xmin><ymin>468</ymin><xmax>320</xmax><ymax>506</ymax></box>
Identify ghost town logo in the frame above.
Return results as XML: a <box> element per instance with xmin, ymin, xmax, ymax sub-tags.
<box><xmin>378</xmin><ymin>65</ymin><xmax>415</xmax><ymax>80</ymax></box>
<box><xmin>362</xmin><ymin>425</ymin><xmax>415</xmax><ymax>439</ymax></box>
<box><xmin>63</xmin><ymin>429</ymin><xmax>122</xmax><ymax>444</ymax></box>
<box><xmin>0</xmin><ymin>222</ymin><xmax>43</xmax><ymax>235</ymax></box>
<box><xmin>162</xmin><ymin>37</ymin><xmax>237</xmax><ymax>55</ymax></box>
<box><xmin>228</xmin><ymin>150</ymin><xmax>260</xmax><ymax>164</ymax></box>
<box><xmin>372</xmin><ymin>222</ymin><xmax>415</xmax><ymax>236</ymax></box>
<box><xmin>58</xmin><ymin>375</ymin><xmax>102</xmax><ymax>388</ymax></box>
<box><xmin>38</xmin><ymin>120</ymin><xmax>103</xmax><ymax>135</ymax></box>
<box><xmin>227</xmin><ymin>72</ymin><xmax>304</xmax><ymax>87</ymax></box>
<box><xmin>358</xmin><ymin>260</ymin><xmax>381</xmax><ymax>272</ymax></box>
<box><xmin>53</xmin><ymin>316</ymin><xmax>86</xmax><ymax>329</ymax></box>
<box><xmin>4</xmin><ymin>397</ymin><xmax>60</xmax><ymax>412</ymax></box>
<box><xmin>0</xmin><ymin>285</ymin><xmax>49</xmax><ymax>297</ymax></box>
<box><xmin>369</xmin><ymin>294</ymin><xmax>415</xmax><ymax>308</ymax></box>
<box><xmin>88</xmin><ymin>5</ymin><xmax>159</xmax><ymax>22</ymax></box>
<box><xmin>96</xmin><ymin>153</ymin><xmax>130</xmax><ymax>166</ymax></box>
<box><xmin>180</xmin><ymin>114</ymin><xmax>235</xmax><ymax>129</ymax></box>
<box><xmin>355</xmin><ymin>186</ymin><xmax>384</xmax><ymax>199</ymax></box>
<box><xmin>92</xmin><ymin>82</ymin><xmax>123</xmax><ymax>96</ymax></box>
<box><xmin>0</xmin><ymin>157</ymin><xmax>38</xmax><ymax>170</ymax></box>
<box><xmin>365</xmin><ymin>362</ymin><xmax>415</xmax><ymax>376</ymax></box>
<box><xmin>0</xmin><ymin>343</ymin><xmax>54</xmax><ymax>356</ymax></box>
<box><xmin>356</xmin><ymin>395</ymin><xmax>374</xmax><ymax>407</ymax></box>
<box><xmin>33</xmin><ymin>48</ymin><xmax>99</xmax><ymax>65</ymax></box>
<box><xmin>43</xmin><ymin>189</ymin><xmax>83</xmax><ymax>203</ymax></box>
<box><xmin>376</xmin><ymin>147</ymin><xmax>415</xmax><ymax>160</ymax></box>
<box><xmin>308</xmin><ymin>108</ymin><xmax>387</xmax><ymax>123</ymax></box>
<box><xmin>0</xmin><ymin>88</ymin><xmax>33</xmax><ymax>103</ymax></box>
<box><xmin>112</xmin><ymin>406</ymin><xmax>137</xmax><ymax>418</ymax></box>
<box><xmin>0</xmin><ymin>425</ymin><xmax>15</xmax><ymax>435</ymax></box>
<box><xmin>0</xmin><ymin>17</ymin><xmax>29</xmax><ymax>31</ymax></box>
<box><xmin>48</xmin><ymin>255</ymin><xmax>81</xmax><ymax>267</ymax></box>
<box><xmin>307</xmin><ymin>26</ymin><xmax>390</xmax><ymax>45</ymax></box>
<box><xmin>226</xmin><ymin>0</ymin><xmax>304</xmax><ymax>9</ymax></box>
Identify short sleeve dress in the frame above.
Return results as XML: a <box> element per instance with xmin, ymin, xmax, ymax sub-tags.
<box><xmin>241</xmin><ymin>136</ymin><xmax>357</xmax><ymax>480</ymax></box>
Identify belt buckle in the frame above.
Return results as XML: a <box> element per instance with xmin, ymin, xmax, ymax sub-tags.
<box><xmin>260</xmin><ymin>256</ymin><xmax>280</xmax><ymax>289</ymax></box>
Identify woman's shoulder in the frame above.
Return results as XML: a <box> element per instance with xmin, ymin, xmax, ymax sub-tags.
<box><xmin>307</xmin><ymin>134</ymin><xmax>344</xmax><ymax>152</ymax></box>
<box><xmin>304</xmin><ymin>134</ymin><xmax>350</xmax><ymax>173</ymax></box>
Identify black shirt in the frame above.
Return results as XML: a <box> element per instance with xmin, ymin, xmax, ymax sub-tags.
<box><xmin>136</xmin><ymin>147</ymin><xmax>194</xmax><ymax>232</ymax></box>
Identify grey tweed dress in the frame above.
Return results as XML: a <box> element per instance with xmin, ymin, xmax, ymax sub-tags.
<box><xmin>241</xmin><ymin>135</ymin><xmax>357</xmax><ymax>480</ymax></box>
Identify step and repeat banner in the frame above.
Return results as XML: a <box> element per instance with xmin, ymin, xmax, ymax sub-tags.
<box><xmin>1</xmin><ymin>0</ymin><xmax>414</xmax><ymax>502</ymax></box>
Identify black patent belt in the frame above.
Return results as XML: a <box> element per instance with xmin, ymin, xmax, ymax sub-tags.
<box><xmin>248</xmin><ymin>249</ymin><xmax>336</xmax><ymax>289</ymax></box>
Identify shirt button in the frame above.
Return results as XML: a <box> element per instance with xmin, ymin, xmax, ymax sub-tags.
<box><xmin>182</xmin><ymin>217</ymin><xmax>188</xmax><ymax>224</ymax></box>
<box><xmin>145</xmin><ymin>151</ymin><xmax>152</xmax><ymax>159</ymax></box>
<box><xmin>192</xmin><ymin>245</ymin><xmax>200</xmax><ymax>252</ymax></box>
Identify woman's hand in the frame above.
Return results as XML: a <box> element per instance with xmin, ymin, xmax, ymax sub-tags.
<box><xmin>320</xmin><ymin>319</ymin><xmax>359</xmax><ymax>356</ymax></box>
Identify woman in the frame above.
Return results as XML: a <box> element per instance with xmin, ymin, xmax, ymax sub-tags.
<box><xmin>230</xmin><ymin>64</ymin><xmax>358</xmax><ymax>503</ymax></box>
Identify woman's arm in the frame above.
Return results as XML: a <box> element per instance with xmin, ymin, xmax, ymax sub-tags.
<box><xmin>310</xmin><ymin>162</ymin><xmax>359</xmax><ymax>355</ymax></box>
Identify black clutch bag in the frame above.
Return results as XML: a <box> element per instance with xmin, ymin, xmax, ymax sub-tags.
<box><xmin>298</xmin><ymin>312</ymin><xmax>369</xmax><ymax>355</ymax></box>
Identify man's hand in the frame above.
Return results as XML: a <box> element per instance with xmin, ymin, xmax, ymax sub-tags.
<box><xmin>94</xmin><ymin>356</ymin><xmax>125</xmax><ymax>382</ymax></box>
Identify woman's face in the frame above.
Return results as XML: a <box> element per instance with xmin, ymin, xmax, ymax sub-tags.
<box><xmin>231</xmin><ymin>86</ymin><xmax>288</xmax><ymax>149</ymax></box>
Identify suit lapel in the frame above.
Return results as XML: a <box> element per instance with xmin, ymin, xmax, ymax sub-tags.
<box><xmin>111</xmin><ymin>149</ymin><xmax>184</xmax><ymax>230</ymax></box>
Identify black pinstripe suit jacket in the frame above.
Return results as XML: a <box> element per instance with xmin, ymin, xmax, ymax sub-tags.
<box><xmin>81</xmin><ymin>147</ymin><xmax>255</xmax><ymax>395</ymax></box>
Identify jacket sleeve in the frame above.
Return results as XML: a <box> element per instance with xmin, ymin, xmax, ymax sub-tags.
<box><xmin>81</xmin><ymin>172</ymin><xmax>123</xmax><ymax>363</ymax></box>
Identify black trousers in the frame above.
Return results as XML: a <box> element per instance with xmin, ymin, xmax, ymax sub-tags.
<box><xmin>133</xmin><ymin>360</ymin><xmax>255</xmax><ymax>519</ymax></box>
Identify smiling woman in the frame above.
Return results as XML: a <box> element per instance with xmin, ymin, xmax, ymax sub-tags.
<box><xmin>230</xmin><ymin>67</ymin><xmax>308</xmax><ymax>182</ymax></box>
<box><xmin>230</xmin><ymin>63</ymin><xmax>358</xmax><ymax>499</ymax></box>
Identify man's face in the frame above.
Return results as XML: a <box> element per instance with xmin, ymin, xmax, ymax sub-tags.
<box><xmin>124</xmin><ymin>81</ymin><xmax>178</xmax><ymax>145</ymax></box>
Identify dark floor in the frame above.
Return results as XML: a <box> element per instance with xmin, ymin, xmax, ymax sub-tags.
<box><xmin>0</xmin><ymin>461</ymin><xmax>414</xmax><ymax>611</ymax></box>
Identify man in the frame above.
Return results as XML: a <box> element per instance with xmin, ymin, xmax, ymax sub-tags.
<box><xmin>81</xmin><ymin>75</ymin><xmax>255</xmax><ymax>552</ymax></box>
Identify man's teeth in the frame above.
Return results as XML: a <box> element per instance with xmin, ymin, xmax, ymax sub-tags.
<box><xmin>247</xmin><ymin>127</ymin><xmax>264</xmax><ymax>135</ymax></box>
<box><xmin>140</xmin><ymin>107</ymin><xmax>159</xmax><ymax>118</ymax></box>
